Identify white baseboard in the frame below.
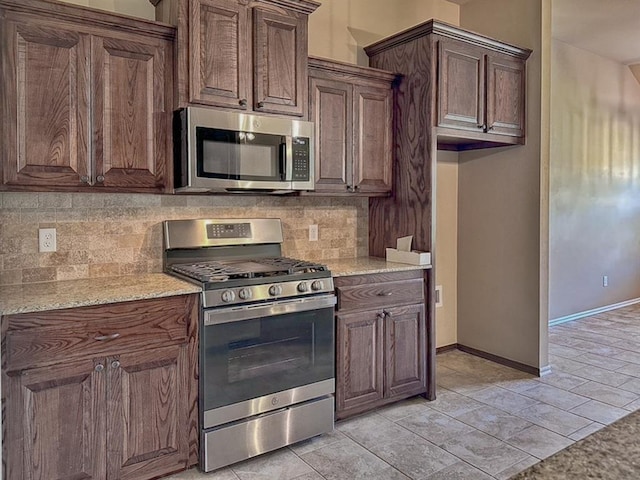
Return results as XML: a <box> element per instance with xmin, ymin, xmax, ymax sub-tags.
<box><xmin>549</xmin><ymin>296</ymin><xmax>640</xmax><ymax>327</ymax></box>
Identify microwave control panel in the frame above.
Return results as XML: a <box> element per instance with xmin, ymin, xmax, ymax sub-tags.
<box><xmin>292</xmin><ymin>137</ymin><xmax>310</xmax><ymax>181</ymax></box>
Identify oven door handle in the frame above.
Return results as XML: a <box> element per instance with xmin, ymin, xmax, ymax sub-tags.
<box><xmin>204</xmin><ymin>294</ymin><xmax>336</xmax><ymax>326</ymax></box>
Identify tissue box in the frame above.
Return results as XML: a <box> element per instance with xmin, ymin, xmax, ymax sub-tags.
<box><xmin>385</xmin><ymin>248</ymin><xmax>431</xmax><ymax>265</ymax></box>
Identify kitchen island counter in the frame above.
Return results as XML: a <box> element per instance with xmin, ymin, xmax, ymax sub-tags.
<box><xmin>320</xmin><ymin>256</ymin><xmax>431</xmax><ymax>277</ymax></box>
<box><xmin>0</xmin><ymin>273</ymin><xmax>201</xmax><ymax>315</ymax></box>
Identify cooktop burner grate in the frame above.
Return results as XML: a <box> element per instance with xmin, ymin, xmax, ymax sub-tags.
<box><xmin>170</xmin><ymin>257</ymin><xmax>328</xmax><ymax>283</ymax></box>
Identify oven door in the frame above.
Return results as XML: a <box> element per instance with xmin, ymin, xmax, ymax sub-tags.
<box><xmin>201</xmin><ymin>294</ymin><xmax>336</xmax><ymax>429</ymax></box>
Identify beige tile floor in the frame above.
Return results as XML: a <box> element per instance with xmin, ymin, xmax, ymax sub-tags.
<box><xmin>167</xmin><ymin>304</ymin><xmax>640</xmax><ymax>480</ymax></box>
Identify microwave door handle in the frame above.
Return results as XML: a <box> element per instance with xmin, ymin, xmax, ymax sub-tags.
<box><xmin>283</xmin><ymin>136</ymin><xmax>293</xmax><ymax>181</ymax></box>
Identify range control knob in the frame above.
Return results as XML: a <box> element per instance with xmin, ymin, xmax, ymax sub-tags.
<box><xmin>238</xmin><ymin>288</ymin><xmax>252</xmax><ymax>300</ymax></box>
<box><xmin>311</xmin><ymin>280</ymin><xmax>325</xmax><ymax>291</ymax></box>
<box><xmin>269</xmin><ymin>284</ymin><xmax>283</xmax><ymax>296</ymax></box>
<box><xmin>297</xmin><ymin>282</ymin><xmax>309</xmax><ymax>293</ymax></box>
<box><xmin>221</xmin><ymin>290</ymin><xmax>235</xmax><ymax>303</ymax></box>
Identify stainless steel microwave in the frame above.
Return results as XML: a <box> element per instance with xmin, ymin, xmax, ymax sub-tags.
<box><xmin>174</xmin><ymin>107</ymin><xmax>314</xmax><ymax>194</ymax></box>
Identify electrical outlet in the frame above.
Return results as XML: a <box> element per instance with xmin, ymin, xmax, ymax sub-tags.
<box><xmin>309</xmin><ymin>224</ymin><xmax>318</xmax><ymax>242</ymax></box>
<box><xmin>39</xmin><ymin>228</ymin><xmax>57</xmax><ymax>253</ymax></box>
<box><xmin>603</xmin><ymin>275</ymin><xmax>609</xmax><ymax>287</ymax></box>
<box><xmin>435</xmin><ymin>285</ymin><xmax>443</xmax><ymax>307</ymax></box>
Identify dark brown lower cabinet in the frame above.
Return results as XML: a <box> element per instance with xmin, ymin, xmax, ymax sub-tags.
<box><xmin>2</xmin><ymin>294</ymin><xmax>199</xmax><ymax>480</ymax></box>
<box><xmin>335</xmin><ymin>271</ymin><xmax>427</xmax><ymax>420</ymax></box>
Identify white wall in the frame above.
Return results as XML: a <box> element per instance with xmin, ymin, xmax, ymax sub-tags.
<box><xmin>436</xmin><ymin>152</ymin><xmax>459</xmax><ymax>347</ymax></box>
<box><xmin>549</xmin><ymin>39</ymin><xmax>640</xmax><ymax>319</ymax></box>
<box><xmin>455</xmin><ymin>0</ymin><xmax>549</xmax><ymax>369</ymax></box>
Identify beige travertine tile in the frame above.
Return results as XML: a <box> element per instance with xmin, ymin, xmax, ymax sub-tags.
<box><xmin>56</xmin><ymin>264</ymin><xmax>89</xmax><ymax>281</ymax></box>
<box><xmin>22</xmin><ymin>267</ymin><xmax>56</xmax><ymax>283</ymax></box>
<box><xmin>89</xmin><ymin>263</ymin><xmax>121</xmax><ymax>278</ymax></box>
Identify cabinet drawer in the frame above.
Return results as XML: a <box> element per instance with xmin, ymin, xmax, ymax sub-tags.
<box><xmin>336</xmin><ymin>278</ymin><xmax>424</xmax><ymax>312</ymax></box>
<box><xmin>4</xmin><ymin>295</ymin><xmax>193</xmax><ymax>372</ymax></box>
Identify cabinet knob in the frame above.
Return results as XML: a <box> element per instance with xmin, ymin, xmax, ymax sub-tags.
<box><xmin>94</xmin><ymin>333</ymin><xmax>120</xmax><ymax>342</ymax></box>
<box><xmin>257</xmin><ymin>101</ymin><xmax>265</xmax><ymax>108</ymax></box>
<box><xmin>95</xmin><ymin>363</ymin><xmax>104</xmax><ymax>372</ymax></box>
<box><xmin>383</xmin><ymin>309</ymin><xmax>390</xmax><ymax>317</ymax></box>
<box><xmin>346</xmin><ymin>185</ymin><xmax>354</xmax><ymax>192</ymax></box>
<box><xmin>377</xmin><ymin>291</ymin><xmax>392</xmax><ymax>296</ymax></box>
<box><xmin>239</xmin><ymin>98</ymin><xmax>248</xmax><ymax>107</ymax></box>
<box><xmin>488</xmin><ymin>125</ymin><xmax>495</xmax><ymax>131</ymax></box>
<box><xmin>377</xmin><ymin>313</ymin><xmax>385</xmax><ymax>320</ymax></box>
<box><xmin>354</xmin><ymin>185</ymin><xmax>360</xmax><ymax>191</ymax></box>
<box><xmin>80</xmin><ymin>175</ymin><xmax>90</xmax><ymax>183</ymax></box>
<box><xmin>477</xmin><ymin>124</ymin><xmax>485</xmax><ymax>130</ymax></box>
<box><xmin>96</xmin><ymin>175</ymin><xmax>105</xmax><ymax>183</ymax></box>
<box><xmin>111</xmin><ymin>360</ymin><xmax>121</xmax><ymax>369</ymax></box>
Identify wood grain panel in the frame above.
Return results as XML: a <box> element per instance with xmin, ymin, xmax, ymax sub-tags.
<box><xmin>1</xmin><ymin>20</ymin><xmax>90</xmax><ymax>188</ymax></box>
<box><xmin>107</xmin><ymin>345</ymin><xmax>188</xmax><ymax>480</ymax></box>
<box><xmin>437</xmin><ymin>38</ymin><xmax>485</xmax><ymax>131</ymax></box>
<box><xmin>92</xmin><ymin>34</ymin><xmax>169</xmax><ymax>192</ymax></box>
<box><xmin>353</xmin><ymin>85</ymin><xmax>392</xmax><ymax>193</ymax></box>
<box><xmin>336</xmin><ymin>310</ymin><xmax>383</xmax><ymax>416</ymax></box>
<box><xmin>4</xmin><ymin>358</ymin><xmax>106</xmax><ymax>480</ymax></box>
<box><xmin>253</xmin><ymin>7</ymin><xmax>306</xmax><ymax>116</ymax></box>
<box><xmin>367</xmin><ymin>35</ymin><xmax>434</xmax><ymax>257</ymax></box>
<box><xmin>189</xmin><ymin>0</ymin><xmax>249</xmax><ymax>108</ymax></box>
<box><xmin>336</xmin><ymin>278</ymin><xmax>424</xmax><ymax>312</ymax></box>
<box><xmin>5</xmin><ymin>296</ymin><xmax>190</xmax><ymax>372</ymax></box>
<box><xmin>384</xmin><ymin>303</ymin><xmax>426</xmax><ymax>398</ymax></box>
<box><xmin>309</xmin><ymin>76</ymin><xmax>351</xmax><ymax>192</ymax></box>
<box><xmin>486</xmin><ymin>53</ymin><xmax>526</xmax><ymax>137</ymax></box>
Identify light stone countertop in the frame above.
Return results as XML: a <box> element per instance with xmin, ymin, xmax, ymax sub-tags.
<box><xmin>320</xmin><ymin>257</ymin><xmax>432</xmax><ymax>277</ymax></box>
<box><xmin>0</xmin><ymin>258</ymin><xmax>429</xmax><ymax>316</ymax></box>
<box><xmin>0</xmin><ymin>274</ymin><xmax>202</xmax><ymax>316</ymax></box>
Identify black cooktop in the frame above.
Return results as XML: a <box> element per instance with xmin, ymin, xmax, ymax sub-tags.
<box><xmin>169</xmin><ymin>257</ymin><xmax>329</xmax><ymax>284</ymax></box>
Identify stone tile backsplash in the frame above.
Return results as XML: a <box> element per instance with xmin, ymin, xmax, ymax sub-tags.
<box><xmin>0</xmin><ymin>192</ymin><xmax>369</xmax><ymax>285</ymax></box>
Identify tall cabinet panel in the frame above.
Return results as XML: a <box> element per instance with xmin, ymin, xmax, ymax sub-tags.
<box><xmin>437</xmin><ymin>38</ymin><xmax>485</xmax><ymax>132</ymax></box>
<box><xmin>92</xmin><ymin>34</ymin><xmax>170</xmax><ymax>190</ymax></box>
<box><xmin>352</xmin><ymin>85</ymin><xmax>393</xmax><ymax>194</ymax></box>
<box><xmin>253</xmin><ymin>7</ymin><xmax>307</xmax><ymax>116</ymax></box>
<box><xmin>4</xmin><ymin>358</ymin><xmax>106</xmax><ymax>480</ymax></box>
<box><xmin>1</xmin><ymin>20</ymin><xmax>91</xmax><ymax>188</ymax></box>
<box><xmin>106</xmin><ymin>346</ymin><xmax>189</xmax><ymax>480</ymax></box>
<box><xmin>189</xmin><ymin>0</ymin><xmax>250</xmax><ymax>108</ymax></box>
<box><xmin>309</xmin><ymin>76</ymin><xmax>352</xmax><ymax>192</ymax></box>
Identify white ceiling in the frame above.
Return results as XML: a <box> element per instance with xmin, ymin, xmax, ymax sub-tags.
<box><xmin>448</xmin><ymin>0</ymin><xmax>640</xmax><ymax>65</ymax></box>
<box><xmin>551</xmin><ymin>0</ymin><xmax>640</xmax><ymax>65</ymax></box>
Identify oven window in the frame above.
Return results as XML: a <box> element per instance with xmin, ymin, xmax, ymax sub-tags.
<box><xmin>196</xmin><ymin>127</ymin><xmax>285</xmax><ymax>181</ymax></box>
<box><xmin>202</xmin><ymin>306</ymin><xmax>334</xmax><ymax>411</ymax></box>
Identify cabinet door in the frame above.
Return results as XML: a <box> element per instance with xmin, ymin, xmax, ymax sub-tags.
<box><xmin>336</xmin><ymin>310</ymin><xmax>384</xmax><ymax>416</ymax></box>
<box><xmin>3</xmin><ymin>358</ymin><xmax>106</xmax><ymax>480</ymax></box>
<box><xmin>106</xmin><ymin>345</ymin><xmax>188</xmax><ymax>480</ymax></box>
<box><xmin>309</xmin><ymin>76</ymin><xmax>352</xmax><ymax>193</ymax></box>
<box><xmin>486</xmin><ymin>53</ymin><xmax>526</xmax><ymax>137</ymax></box>
<box><xmin>437</xmin><ymin>38</ymin><xmax>485</xmax><ymax>132</ymax></box>
<box><xmin>189</xmin><ymin>0</ymin><xmax>250</xmax><ymax>109</ymax></box>
<box><xmin>92</xmin><ymin>34</ymin><xmax>171</xmax><ymax>192</ymax></box>
<box><xmin>384</xmin><ymin>303</ymin><xmax>426</xmax><ymax>399</ymax></box>
<box><xmin>353</xmin><ymin>85</ymin><xmax>393</xmax><ymax>194</ymax></box>
<box><xmin>1</xmin><ymin>19</ymin><xmax>91</xmax><ymax>189</ymax></box>
<box><xmin>253</xmin><ymin>8</ymin><xmax>307</xmax><ymax>116</ymax></box>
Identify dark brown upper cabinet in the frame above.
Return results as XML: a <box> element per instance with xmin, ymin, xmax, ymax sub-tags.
<box><xmin>153</xmin><ymin>0</ymin><xmax>318</xmax><ymax>117</ymax></box>
<box><xmin>0</xmin><ymin>0</ymin><xmax>174</xmax><ymax>193</ymax></box>
<box><xmin>308</xmin><ymin>57</ymin><xmax>396</xmax><ymax>195</ymax></box>
<box><xmin>438</xmin><ymin>37</ymin><xmax>527</xmax><ymax>145</ymax></box>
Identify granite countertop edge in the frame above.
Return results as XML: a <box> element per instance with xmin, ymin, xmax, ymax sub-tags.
<box><xmin>0</xmin><ymin>273</ymin><xmax>202</xmax><ymax>316</ymax></box>
<box><xmin>321</xmin><ymin>256</ymin><xmax>432</xmax><ymax>277</ymax></box>
<box><xmin>0</xmin><ymin>258</ymin><xmax>430</xmax><ymax>316</ymax></box>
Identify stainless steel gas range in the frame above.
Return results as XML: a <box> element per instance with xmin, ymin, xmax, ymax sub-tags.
<box><xmin>163</xmin><ymin>218</ymin><xmax>336</xmax><ymax>472</ymax></box>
